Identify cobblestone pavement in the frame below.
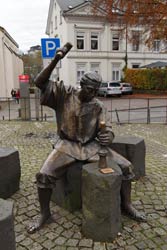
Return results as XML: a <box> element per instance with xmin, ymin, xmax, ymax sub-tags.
<box><xmin>0</xmin><ymin>121</ymin><xmax>167</xmax><ymax>250</ymax></box>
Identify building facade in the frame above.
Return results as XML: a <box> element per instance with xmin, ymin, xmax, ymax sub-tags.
<box><xmin>0</xmin><ymin>27</ymin><xmax>23</xmax><ymax>98</ymax></box>
<box><xmin>46</xmin><ymin>0</ymin><xmax>167</xmax><ymax>86</ymax></box>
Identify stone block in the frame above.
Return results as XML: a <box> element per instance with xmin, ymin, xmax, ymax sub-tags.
<box><xmin>111</xmin><ymin>136</ymin><xmax>145</xmax><ymax>180</ymax></box>
<box><xmin>82</xmin><ymin>159</ymin><xmax>122</xmax><ymax>242</ymax></box>
<box><xmin>0</xmin><ymin>199</ymin><xmax>16</xmax><ymax>250</ymax></box>
<box><xmin>0</xmin><ymin>148</ymin><xmax>21</xmax><ymax>198</ymax></box>
<box><xmin>51</xmin><ymin>161</ymin><xmax>83</xmax><ymax>212</ymax></box>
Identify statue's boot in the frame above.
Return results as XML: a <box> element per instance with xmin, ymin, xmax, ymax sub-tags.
<box><xmin>27</xmin><ymin>187</ymin><xmax>52</xmax><ymax>234</ymax></box>
<box><xmin>121</xmin><ymin>180</ymin><xmax>147</xmax><ymax>222</ymax></box>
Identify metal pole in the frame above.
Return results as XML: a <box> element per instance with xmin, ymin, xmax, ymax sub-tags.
<box><xmin>115</xmin><ymin>109</ymin><xmax>121</xmax><ymax>125</ymax></box>
<box><xmin>147</xmin><ymin>98</ymin><xmax>150</xmax><ymax>124</ymax></box>
<box><xmin>111</xmin><ymin>99</ymin><xmax>112</xmax><ymax>123</ymax></box>
<box><xmin>166</xmin><ymin>98</ymin><xmax>167</xmax><ymax>125</ymax></box>
<box><xmin>8</xmin><ymin>98</ymin><xmax>10</xmax><ymax>121</ymax></box>
<box><xmin>128</xmin><ymin>98</ymin><xmax>131</xmax><ymax>123</ymax></box>
<box><xmin>41</xmin><ymin>105</ymin><xmax>43</xmax><ymax>121</ymax></box>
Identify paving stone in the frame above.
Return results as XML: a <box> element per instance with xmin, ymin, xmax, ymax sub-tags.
<box><xmin>29</xmin><ymin>242</ymin><xmax>43</xmax><ymax>250</ymax></box>
<box><xmin>54</xmin><ymin>237</ymin><xmax>67</xmax><ymax>245</ymax></box>
<box><xmin>20</xmin><ymin>238</ymin><xmax>34</xmax><ymax>247</ymax></box>
<box><xmin>79</xmin><ymin>239</ymin><xmax>93</xmax><ymax>248</ymax></box>
<box><xmin>135</xmin><ymin>241</ymin><xmax>147</xmax><ymax>249</ymax></box>
<box><xmin>125</xmin><ymin>246</ymin><xmax>138</xmax><ymax>250</ymax></box>
<box><xmin>93</xmin><ymin>242</ymin><xmax>106</xmax><ymax>250</ymax></box>
<box><xmin>42</xmin><ymin>239</ymin><xmax>55</xmax><ymax>249</ymax></box>
<box><xmin>16</xmin><ymin>234</ymin><xmax>26</xmax><ymax>243</ymax></box>
<box><xmin>66</xmin><ymin>239</ymin><xmax>79</xmax><ymax>247</ymax></box>
<box><xmin>62</xmin><ymin>230</ymin><xmax>74</xmax><ymax>239</ymax></box>
<box><xmin>67</xmin><ymin>247</ymin><xmax>78</xmax><ymax>250</ymax></box>
<box><xmin>73</xmin><ymin>232</ymin><xmax>82</xmax><ymax>239</ymax></box>
<box><xmin>154</xmin><ymin>227</ymin><xmax>166</xmax><ymax>236</ymax></box>
<box><xmin>161</xmin><ymin>245</ymin><xmax>167</xmax><ymax>250</ymax></box>
<box><xmin>51</xmin><ymin>246</ymin><xmax>67</xmax><ymax>250</ymax></box>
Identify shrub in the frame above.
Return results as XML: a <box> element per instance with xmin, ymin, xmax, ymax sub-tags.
<box><xmin>124</xmin><ymin>68</ymin><xmax>167</xmax><ymax>90</ymax></box>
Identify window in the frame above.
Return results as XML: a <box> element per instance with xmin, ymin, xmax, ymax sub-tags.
<box><xmin>153</xmin><ymin>40</ymin><xmax>160</xmax><ymax>52</ymax></box>
<box><xmin>90</xmin><ymin>63</ymin><xmax>100</xmax><ymax>74</ymax></box>
<box><xmin>60</xmin><ymin>11</ymin><xmax>62</xmax><ymax>25</ymax></box>
<box><xmin>76</xmin><ymin>63</ymin><xmax>86</xmax><ymax>82</ymax></box>
<box><xmin>112</xmin><ymin>64</ymin><xmax>121</xmax><ymax>81</ymax></box>
<box><xmin>112</xmin><ymin>32</ymin><xmax>119</xmax><ymax>51</ymax></box>
<box><xmin>76</xmin><ymin>32</ymin><xmax>85</xmax><ymax>50</ymax></box>
<box><xmin>101</xmin><ymin>82</ymin><xmax>108</xmax><ymax>87</ymax></box>
<box><xmin>50</xmin><ymin>21</ymin><xmax>53</xmax><ymax>33</ymax></box>
<box><xmin>132</xmin><ymin>31</ymin><xmax>140</xmax><ymax>51</ymax></box>
<box><xmin>55</xmin><ymin>16</ymin><xmax>57</xmax><ymax>29</ymax></box>
<box><xmin>91</xmin><ymin>33</ymin><xmax>99</xmax><ymax>50</ymax></box>
<box><xmin>132</xmin><ymin>64</ymin><xmax>140</xmax><ymax>68</ymax></box>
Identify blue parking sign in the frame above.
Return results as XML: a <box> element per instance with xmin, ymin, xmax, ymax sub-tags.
<box><xmin>41</xmin><ymin>38</ymin><xmax>60</xmax><ymax>58</ymax></box>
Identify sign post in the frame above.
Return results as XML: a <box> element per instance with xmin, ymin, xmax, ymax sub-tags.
<box><xmin>19</xmin><ymin>75</ymin><xmax>31</xmax><ymax>120</ymax></box>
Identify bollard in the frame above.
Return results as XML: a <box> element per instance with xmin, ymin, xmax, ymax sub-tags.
<box><xmin>0</xmin><ymin>199</ymin><xmax>16</xmax><ymax>250</ymax></box>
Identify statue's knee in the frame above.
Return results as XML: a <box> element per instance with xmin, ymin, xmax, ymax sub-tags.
<box><xmin>36</xmin><ymin>172</ymin><xmax>56</xmax><ymax>189</ymax></box>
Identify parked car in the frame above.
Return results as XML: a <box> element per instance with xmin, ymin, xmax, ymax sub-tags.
<box><xmin>98</xmin><ymin>81</ymin><xmax>122</xmax><ymax>97</ymax></box>
<box><xmin>120</xmin><ymin>82</ymin><xmax>133</xmax><ymax>95</ymax></box>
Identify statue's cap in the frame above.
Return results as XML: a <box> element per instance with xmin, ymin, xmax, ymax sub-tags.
<box><xmin>80</xmin><ymin>71</ymin><xmax>102</xmax><ymax>88</ymax></box>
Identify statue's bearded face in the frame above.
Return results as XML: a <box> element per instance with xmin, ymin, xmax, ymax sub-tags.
<box><xmin>79</xmin><ymin>84</ymin><xmax>99</xmax><ymax>102</ymax></box>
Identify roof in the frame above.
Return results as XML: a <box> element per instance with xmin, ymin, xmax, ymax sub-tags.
<box><xmin>140</xmin><ymin>61</ymin><xmax>167</xmax><ymax>69</ymax></box>
<box><xmin>46</xmin><ymin>0</ymin><xmax>95</xmax><ymax>34</ymax></box>
<box><xmin>57</xmin><ymin>0</ymin><xmax>89</xmax><ymax>12</ymax></box>
<box><xmin>0</xmin><ymin>26</ymin><xmax>19</xmax><ymax>48</ymax></box>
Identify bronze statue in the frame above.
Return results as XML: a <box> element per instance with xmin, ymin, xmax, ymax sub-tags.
<box><xmin>27</xmin><ymin>42</ymin><xmax>146</xmax><ymax>234</ymax></box>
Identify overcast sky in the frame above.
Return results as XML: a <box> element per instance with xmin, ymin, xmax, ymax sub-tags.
<box><xmin>0</xmin><ymin>0</ymin><xmax>50</xmax><ymax>52</ymax></box>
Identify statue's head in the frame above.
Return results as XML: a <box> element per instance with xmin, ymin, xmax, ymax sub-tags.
<box><xmin>80</xmin><ymin>71</ymin><xmax>102</xmax><ymax>89</ymax></box>
<box><xmin>79</xmin><ymin>71</ymin><xmax>102</xmax><ymax>102</ymax></box>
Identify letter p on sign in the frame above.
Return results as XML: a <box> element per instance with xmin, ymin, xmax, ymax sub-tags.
<box><xmin>41</xmin><ymin>38</ymin><xmax>60</xmax><ymax>58</ymax></box>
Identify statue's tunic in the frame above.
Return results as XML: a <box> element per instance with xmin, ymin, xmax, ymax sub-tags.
<box><xmin>36</xmin><ymin>80</ymin><xmax>134</xmax><ymax>188</ymax></box>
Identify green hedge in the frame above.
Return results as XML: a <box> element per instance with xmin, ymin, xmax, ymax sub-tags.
<box><xmin>124</xmin><ymin>68</ymin><xmax>167</xmax><ymax>90</ymax></box>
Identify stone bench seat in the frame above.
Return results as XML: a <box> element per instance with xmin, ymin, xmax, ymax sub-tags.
<box><xmin>0</xmin><ymin>148</ymin><xmax>21</xmax><ymax>199</ymax></box>
<box><xmin>110</xmin><ymin>136</ymin><xmax>146</xmax><ymax>180</ymax></box>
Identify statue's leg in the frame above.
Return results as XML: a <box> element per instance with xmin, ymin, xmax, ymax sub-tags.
<box><xmin>27</xmin><ymin>150</ymin><xmax>75</xmax><ymax>234</ymax></box>
<box><xmin>27</xmin><ymin>187</ymin><xmax>52</xmax><ymax>234</ymax></box>
<box><xmin>121</xmin><ymin>180</ymin><xmax>146</xmax><ymax>222</ymax></box>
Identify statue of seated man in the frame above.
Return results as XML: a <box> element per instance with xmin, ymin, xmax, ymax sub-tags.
<box><xmin>27</xmin><ymin>43</ymin><xmax>146</xmax><ymax>234</ymax></box>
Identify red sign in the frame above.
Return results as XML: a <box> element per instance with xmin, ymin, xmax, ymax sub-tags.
<box><xmin>19</xmin><ymin>75</ymin><xmax>30</xmax><ymax>83</ymax></box>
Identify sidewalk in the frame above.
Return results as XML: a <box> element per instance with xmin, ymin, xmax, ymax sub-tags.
<box><xmin>0</xmin><ymin>121</ymin><xmax>167</xmax><ymax>250</ymax></box>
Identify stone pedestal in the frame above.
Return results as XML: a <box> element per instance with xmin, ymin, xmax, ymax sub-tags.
<box><xmin>111</xmin><ymin>136</ymin><xmax>145</xmax><ymax>180</ymax></box>
<box><xmin>51</xmin><ymin>161</ymin><xmax>83</xmax><ymax>212</ymax></box>
<box><xmin>0</xmin><ymin>199</ymin><xmax>16</xmax><ymax>250</ymax></box>
<box><xmin>0</xmin><ymin>148</ymin><xmax>21</xmax><ymax>198</ymax></box>
<box><xmin>82</xmin><ymin>159</ymin><xmax>122</xmax><ymax>242</ymax></box>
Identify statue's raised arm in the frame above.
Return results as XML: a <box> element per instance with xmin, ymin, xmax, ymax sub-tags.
<box><xmin>34</xmin><ymin>42</ymin><xmax>73</xmax><ymax>89</ymax></box>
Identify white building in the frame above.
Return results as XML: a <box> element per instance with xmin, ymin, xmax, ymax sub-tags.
<box><xmin>0</xmin><ymin>26</ymin><xmax>23</xmax><ymax>98</ymax></box>
<box><xmin>46</xmin><ymin>0</ymin><xmax>167</xmax><ymax>86</ymax></box>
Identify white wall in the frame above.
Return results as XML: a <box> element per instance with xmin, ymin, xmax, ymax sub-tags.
<box><xmin>0</xmin><ymin>29</ymin><xmax>23</xmax><ymax>98</ymax></box>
